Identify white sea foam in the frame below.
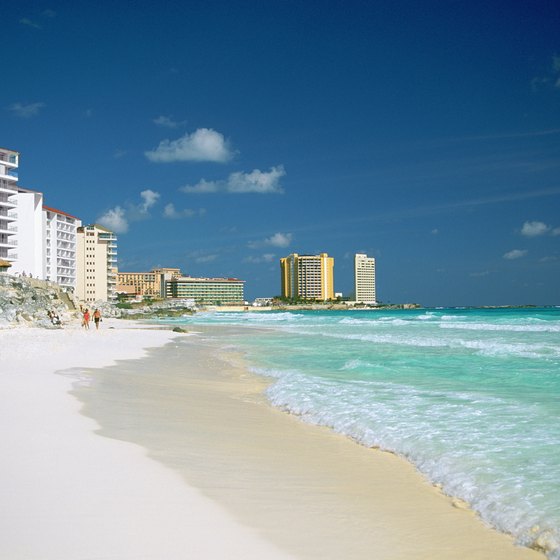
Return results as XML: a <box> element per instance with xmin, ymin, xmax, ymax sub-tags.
<box><xmin>176</xmin><ymin>308</ymin><xmax>560</xmax><ymax>559</ymax></box>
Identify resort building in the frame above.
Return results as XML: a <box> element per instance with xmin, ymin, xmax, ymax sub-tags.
<box><xmin>0</xmin><ymin>147</ymin><xmax>19</xmax><ymax>264</ymax></box>
<box><xmin>10</xmin><ymin>187</ymin><xmax>44</xmax><ymax>278</ymax></box>
<box><xmin>43</xmin><ymin>206</ymin><xmax>80</xmax><ymax>288</ymax></box>
<box><xmin>117</xmin><ymin>267</ymin><xmax>182</xmax><ymax>299</ymax></box>
<box><xmin>354</xmin><ymin>253</ymin><xmax>376</xmax><ymax>304</ymax></box>
<box><xmin>76</xmin><ymin>224</ymin><xmax>118</xmax><ymax>303</ymax></box>
<box><xmin>280</xmin><ymin>252</ymin><xmax>334</xmax><ymax>301</ymax></box>
<box><xmin>164</xmin><ymin>276</ymin><xmax>245</xmax><ymax>304</ymax></box>
<box><xmin>9</xmin><ymin>189</ymin><xmax>81</xmax><ymax>287</ymax></box>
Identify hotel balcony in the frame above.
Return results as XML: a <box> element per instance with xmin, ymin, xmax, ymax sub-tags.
<box><xmin>0</xmin><ymin>170</ymin><xmax>18</xmax><ymax>182</ymax></box>
<box><xmin>0</xmin><ymin>181</ymin><xmax>17</xmax><ymax>195</ymax></box>
<box><xmin>0</xmin><ymin>239</ymin><xmax>17</xmax><ymax>249</ymax></box>
<box><xmin>0</xmin><ymin>151</ymin><xmax>19</xmax><ymax>166</ymax></box>
<box><xmin>0</xmin><ymin>195</ymin><xmax>17</xmax><ymax>207</ymax></box>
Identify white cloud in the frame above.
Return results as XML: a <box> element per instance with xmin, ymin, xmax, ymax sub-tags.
<box><xmin>98</xmin><ymin>190</ymin><xmax>160</xmax><ymax>233</ymax></box>
<box><xmin>431</xmin><ymin>228</ymin><xmax>439</xmax><ymax>235</ymax></box>
<box><xmin>181</xmin><ymin>178</ymin><xmax>220</xmax><ymax>194</ymax></box>
<box><xmin>8</xmin><ymin>101</ymin><xmax>45</xmax><ymax>118</ymax></box>
<box><xmin>521</xmin><ymin>221</ymin><xmax>550</xmax><ymax>237</ymax></box>
<box><xmin>503</xmin><ymin>249</ymin><xmax>528</xmax><ymax>260</ymax></box>
<box><xmin>98</xmin><ymin>206</ymin><xmax>128</xmax><ymax>233</ymax></box>
<box><xmin>145</xmin><ymin>128</ymin><xmax>233</xmax><ymax>163</ymax></box>
<box><xmin>20</xmin><ymin>18</ymin><xmax>41</xmax><ymax>29</ymax></box>
<box><xmin>244</xmin><ymin>253</ymin><xmax>276</xmax><ymax>264</ymax></box>
<box><xmin>140</xmin><ymin>189</ymin><xmax>160</xmax><ymax>212</ymax></box>
<box><xmin>163</xmin><ymin>203</ymin><xmax>204</xmax><ymax>219</ymax></box>
<box><xmin>520</xmin><ymin>220</ymin><xmax>560</xmax><ymax>237</ymax></box>
<box><xmin>266</xmin><ymin>232</ymin><xmax>292</xmax><ymax>247</ymax></box>
<box><xmin>195</xmin><ymin>254</ymin><xmax>218</xmax><ymax>264</ymax></box>
<box><xmin>182</xmin><ymin>165</ymin><xmax>286</xmax><ymax>194</ymax></box>
<box><xmin>248</xmin><ymin>232</ymin><xmax>292</xmax><ymax>249</ymax></box>
<box><xmin>228</xmin><ymin>166</ymin><xmax>285</xmax><ymax>193</ymax></box>
<box><xmin>153</xmin><ymin>115</ymin><xmax>186</xmax><ymax>128</ymax></box>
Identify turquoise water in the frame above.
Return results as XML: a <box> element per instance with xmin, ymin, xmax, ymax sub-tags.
<box><xmin>162</xmin><ymin>308</ymin><xmax>560</xmax><ymax>557</ymax></box>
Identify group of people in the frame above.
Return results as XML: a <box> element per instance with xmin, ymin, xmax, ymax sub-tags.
<box><xmin>47</xmin><ymin>310</ymin><xmax>61</xmax><ymax>326</ymax></box>
<box><xmin>81</xmin><ymin>307</ymin><xmax>102</xmax><ymax>330</ymax></box>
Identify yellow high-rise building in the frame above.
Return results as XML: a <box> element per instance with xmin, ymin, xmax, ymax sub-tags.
<box><xmin>280</xmin><ymin>253</ymin><xmax>334</xmax><ymax>301</ymax></box>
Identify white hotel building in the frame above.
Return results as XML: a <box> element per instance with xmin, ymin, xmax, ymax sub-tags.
<box><xmin>0</xmin><ymin>147</ymin><xmax>19</xmax><ymax>264</ymax></box>
<box><xmin>354</xmin><ymin>253</ymin><xmax>377</xmax><ymax>304</ymax></box>
<box><xmin>0</xmin><ymin>146</ymin><xmax>118</xmax><ymax>302</ymax></box>
<box><xmin>43</xmin><ymin>205</ymin><xmax>80</xmax><ymax>288</ymax></box>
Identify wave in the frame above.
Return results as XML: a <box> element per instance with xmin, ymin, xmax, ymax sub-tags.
<box><xmin>440</xmin><ymin>321</ymin><xmax>560</xmax><ymax>333</ymax></box>
<box><xmin>257</xmin><ymin>366</ymin><xmax>560</xmax><ymax>559</ymax></box>
<box><xmin>305</xmin><ymin>331</ymin><xmax>560</xmax><ymax>359</ymax></box>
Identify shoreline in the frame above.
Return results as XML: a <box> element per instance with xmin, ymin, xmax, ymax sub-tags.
<box><xmin>0</xmin><ymin>320</ymin><xmax>293</xmax><ymax>560</ymax></box>
<box><xmin>72</xmin><ymin>324</ymin><xmax>545</xmax><ymax>560</ymax></box>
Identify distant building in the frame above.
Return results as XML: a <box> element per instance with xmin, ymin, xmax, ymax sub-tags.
<box><xmin>280</xmin><ymin>253</ymin><xmax>334</xmax><ymax>301</ymax></box>
<box><xmin>165</xmin><ymin>276</ymin><xmax>245</xmax><ymax>304</ymax></box>
<box><xmin>43</xmin><ymin>205</ymin><xmax>80</xmax><ymax>288</ymax></box>
<box><xmin>0</xmin><ymin>148</ymin><xmax>81</xmax><ymax>287</ymax></box>
<box><xmin>354</xmin><ymin>253</ymin><xmax>376</xmax><ymax>304</ymax></box>
<box><xmin>117</xmin><ymin>267</ymin><xmax>182</xmax><ymax>298</ymax></box>
<box><xmin>0</xmin><ymin>147</ymin><xmax>19</xmax><ymax>264</ymax></box>
<box><xmin>10</xmin><ymin>188</ymin><xmax>44</xmax><ymax>278</ymax></box>
<box><xmin>76</xmin><ymin>224</ymin><xmax>118</xmax><ymax>303</ymax></box>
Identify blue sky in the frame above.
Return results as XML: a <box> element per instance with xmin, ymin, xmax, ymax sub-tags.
<box><xmin>3</xmin><ymin>0</ymin><xmax>559</xmax><ymax>306</ymax></box>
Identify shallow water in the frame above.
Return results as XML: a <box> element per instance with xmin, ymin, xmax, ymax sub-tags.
<box><xmin>161</xmin><ymin>307</ymin><xmax>560</xmax><ymax>558</ymax></box>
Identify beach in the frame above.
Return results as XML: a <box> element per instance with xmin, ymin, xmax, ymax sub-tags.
<box><xmin>0</xmin><ymin>320</ymin><xmax>293</xmax><ymax>560</ymax></box>
<box><xmin>0</xmin><ymin>318</ymin><xmax>549</xmax><ymax>559</ymax></box>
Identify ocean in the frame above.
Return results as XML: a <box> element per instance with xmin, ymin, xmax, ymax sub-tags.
<box><xmin>160</xmin><ymin>307</ymin><xmax>560</xmax><ymax>558</ymax></box>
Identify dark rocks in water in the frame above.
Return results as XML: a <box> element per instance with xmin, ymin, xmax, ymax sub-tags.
<box><xmin>172</xmin><ymin>326</ymin><xmax>188</xmax><ymax>333</ymax></box>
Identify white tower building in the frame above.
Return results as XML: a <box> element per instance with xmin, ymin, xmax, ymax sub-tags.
<box><xmin>43</xmin><ymin>206</ymin><xmax>81</xmax><ymax>288</ymax></box>
<box><xmin>354</xmin><ymin>253</ymin><xmax>376</xmax><ymax>304</ymax></box>
<box><xmin>10</xmin><ymin>188</ymin><xmax>44</xmax><ymax>277</ymax></box>
<box><xmin>0</xmin><ymin>147</ymin><xmax>19</xmax><ymax>264</ymax></box>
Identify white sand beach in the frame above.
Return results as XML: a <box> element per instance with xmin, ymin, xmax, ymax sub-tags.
<box><xmin>0</xmin><ymin>320</ymin><xmax>546</xmax><ymax>560</ymax></box>
<box><xmin>0</xmin><ymin>320</ymin><xmax>293</xmax><ymax>560</ymax></box>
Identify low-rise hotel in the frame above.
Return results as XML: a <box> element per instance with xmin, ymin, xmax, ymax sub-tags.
<box><xmin>117</xmin><ymin>267</ymin><xmax>182</xmax><ymax>298</ymax></box>
<box><xmin>165</xmin><ymin>276</ymin><xmax>245</xmax><ymax>304</ymax></box>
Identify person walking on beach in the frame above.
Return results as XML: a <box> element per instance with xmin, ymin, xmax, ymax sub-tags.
<box><xmin>82</xmin><ymin>308</ymin><xmax>90</xmax><ymax>330</ymax></box>
<box><xmin>93</xmin><ymin>308</ymin><xmax>101</xmax><ymax>330</ymax></box>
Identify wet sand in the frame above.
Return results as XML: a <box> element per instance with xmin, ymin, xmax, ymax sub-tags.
<box><xmin>73</xmin><ymin>327</ymin><xmax>545</xmax><ymax>560</ymax></box>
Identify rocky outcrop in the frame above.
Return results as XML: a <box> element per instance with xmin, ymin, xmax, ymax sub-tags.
<box><xmin>0</xmin><ymin>274</ymin><xmax>79</xmax><ymax>328</ymax></box>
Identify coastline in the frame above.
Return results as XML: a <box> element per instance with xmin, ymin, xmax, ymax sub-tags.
<box><xmin>72</xmin><ymin>324</ymin><xmax>546</xmax><ymax>560</ymax></box>
<box><xmin>0</xmin><ymin>320</ymin><xmax>293</xmax><ymax>560</ymax></box>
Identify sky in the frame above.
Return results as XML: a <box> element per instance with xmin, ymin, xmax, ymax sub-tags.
<box><xmin>2</xmin><ymin>0</ymin><xmax>560</xmax><ymax>306</ymax></box>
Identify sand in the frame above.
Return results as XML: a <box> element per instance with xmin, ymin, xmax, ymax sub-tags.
<box><xmin>0</xmin><ymin>320</ymin><xmax>546</xmax><ymax>559</ymax></box>
<box><xmin>0</xmin><ymin>320</ymin><xmax>293</xmax><ymax>560</ymax></box>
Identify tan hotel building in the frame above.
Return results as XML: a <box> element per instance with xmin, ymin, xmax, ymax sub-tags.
<box><xmin>76</xmin><ymin>224</ymin><xmax>118</xmax><ymax>303</ymax></box>
<box><xmin>117</xmin><ymin>268</ymin><xmax>182</xmax><ymax>298</ymax></box>
<box><xmin>280</xmin><ymin>252</ymin><xmax>334</xmax><ymax>301</ymax></box>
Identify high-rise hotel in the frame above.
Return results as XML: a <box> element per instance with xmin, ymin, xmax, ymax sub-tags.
<box><xmin>76</xmin><ymin>224</ymin><xmax>118</xmax><ymax>303</ymax></box>
<box><xmin>280</xmin><ymin>253</ymin><xmax>334</xmax><ymax>301</ymax></box>
<box><xmin>354</xmin><ymin>253</ymin><xmax>376</xmax><ymax>304</ymax></box>
<box><xmin>0</xmin><ymin>147</ymin><xmax>19</xmax><ymax>265</ymax></box>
